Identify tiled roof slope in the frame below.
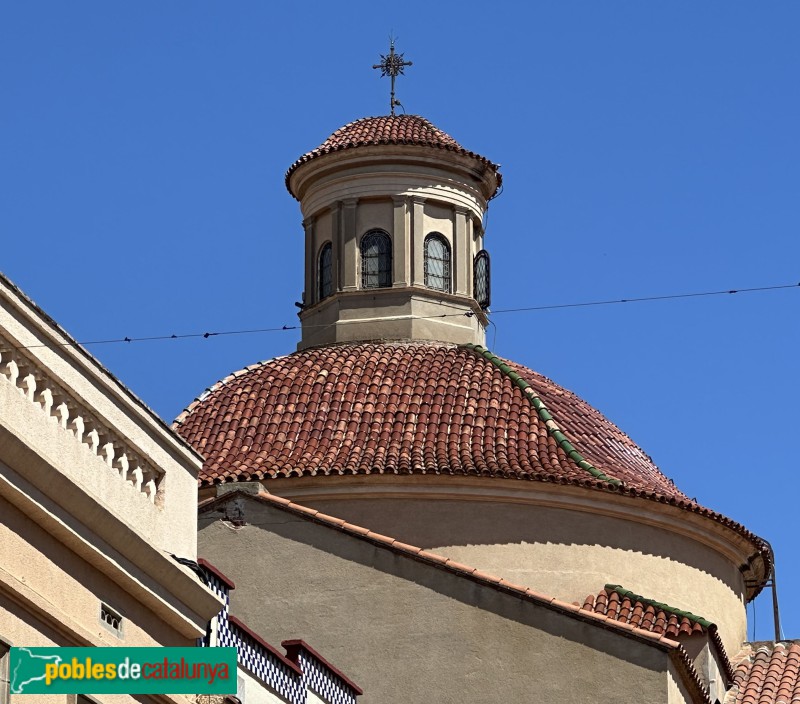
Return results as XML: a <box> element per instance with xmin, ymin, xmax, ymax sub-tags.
<box><xmin>726</xmin><ymin>642</ymin><xmax>800</xmax><ymax>704</ymax></box>
<box><xmin>174</xmin><ymin>342</ymin><xmax>770</xmax><ymax>585</ymax></box>
<box><xmin>285</xmin><ymin>114</ymin><xmax>501</xmax><ymax>197</ymax></box>
<box><xmin>583</xmin><ymin>585</ymin><xmax>734</xmax><ymax>683</ymax></box>
<box><xmin>175</xmin><ymin>342</ymin><xmax>676</xmax><ymax>492</ymax></box>
<box><xmin>582</xmin><ymin>586</ymin><xmax>709</xmax><ymax>638</ymax></box>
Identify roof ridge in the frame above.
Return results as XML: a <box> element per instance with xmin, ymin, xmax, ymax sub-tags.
<box><xmin>604</xmin><ymin>584</ymin><xmax>713</xmax><ymax>629</ymax></box>
<box><xmin>461</xmin><ymin>344</ymin><xmax>622</xmax><ymax>487</ymax></box>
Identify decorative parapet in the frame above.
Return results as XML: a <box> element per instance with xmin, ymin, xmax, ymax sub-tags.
<box><xmin>0</xmin><ymin>335</ymin><xmax>162</xmax><ymax>503</ymax></box>
<box><xmin>199</xmin><ymin>563</ymin><xmax>361</xmax><ymax>704</ymax></box>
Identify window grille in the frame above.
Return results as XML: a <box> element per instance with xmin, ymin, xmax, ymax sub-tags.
<box><xmin>424</xmin><ymin>233</ymin><xmax>451</xmax><ymax>292</ymax></box>
<box><xmin>474</xmin><ymin>250</ymin><xmax>491</xmax><ymax>309</ymax></box>
<box><xmin>100</xmin><ymin>604</ymin><xmax>123</xmax><ymax>637</ymax></box>
<box><xmin>360</xmin><ymin>230</ymin><xmax>392</xmax><ymax>288</ymax></box>
<box><xmin>318</xmin><ymin>242</ymin><xmax>333</xmax><ymax>300</ymax></box>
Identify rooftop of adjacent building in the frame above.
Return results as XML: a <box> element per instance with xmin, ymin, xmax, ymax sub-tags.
<box><xmin>726</xmin><ymin>641</ymin><xmax>800</xmax><ymax>704</ymax></box>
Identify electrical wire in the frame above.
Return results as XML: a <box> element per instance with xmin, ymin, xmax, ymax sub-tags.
<box><xmin>9</xmin><ymin>280</ymin><xmax>799</xmax><ymax>351</ymax></box>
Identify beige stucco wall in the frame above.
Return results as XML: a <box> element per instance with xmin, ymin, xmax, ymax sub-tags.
<box><xmin>0</xmin><ymin>495</ymin><xmax>191</xmax><ymax>649</ymax></box>
<box><xmin>263</xmin><ymin>476</ymin><xmax>754</xmax><ymax>652</ymax></box>
<box><xmin>1</xmin><ymin>493</ymin><xmax>203</xmax><ymax>704</ymax></box>
<box><xmin>355</xmin><ymin>200</ymin><xmax>393</xmax><ymax>239</ymax></box>
<box><xmin>668</xmin><ymin>660</ymin><xmax>696</xmax><ymax>704</ymax></box>
<box><xmin>198</xmin><ymin>496</ymin><xmax>683</xmax><ymax>704</ymax></box>
<box><xmin>0</xmin><ymin>378</ymin><xmax>187</xmax><ymax>561</ymax></box>
<box><xmin>265</xmin><ymin>485</ymin><xmax>750</xmax><ymax>657</ymax></box>
<box><xmin>422</xmin><ymin>201</ymin><xmax>455</xmax><ymax>240</ymax></box>
<box><xmin>0</xmin><ymin>275</ymin><xmax>220</xmax><ymax>704</ymax></box>
<box><xmin>0</xmin><ymin>600</ymin><xmax>189</xmax><ymax>704</ymax></box>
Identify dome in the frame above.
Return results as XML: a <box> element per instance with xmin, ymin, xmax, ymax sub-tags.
<box><xmin>174</xmin><ymin>341</ymin><xmax>768</xmax><ymax>568</ymax></box>
<box><xmin>285</xmin><ymin>115</ymin><xmax>502</xmax><ymax>199</ymax></box>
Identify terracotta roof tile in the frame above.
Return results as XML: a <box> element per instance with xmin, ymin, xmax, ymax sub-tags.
<box><xmin>176</xmin><ymin>343</ymin><xmax>679</xmax><ymax>493</ymax></box>
<box><xmin>583</xmin><ymin>585</ymin><xmax>734</xmax><ymax>684</ymax></box>
<box><xmin>582</xmin><ymin>586</ymin><xmax>711</xmax><ymax>640</ymax></box>
<box><xmin>285</xmin><ymin>114</ymin><xmax>501</xmax><ymax>198</ymax></box>
<box><xmin>175</xmin><ymin>342</ymin><xmax>771</xmax><ymax>586</ymax></box>
<box><xmin>728</xmin><ymin>642</ymin><xmax>800</xmax><ymax>704</ymax></box>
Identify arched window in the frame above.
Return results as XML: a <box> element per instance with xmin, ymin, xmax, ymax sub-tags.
<box><xmin>474</xmin><ymin>250</ymin><xmax>490</xmax><ymax>309</ymax></box>
<box><xmin>318</xmin><ymin>242</ymin><xmax>332</xmax><ymax>301</ymax></box>
<box><xmin>424</xmin><ymin>233</ymin><xmax>451</xmax><ymax>292</ymax></box>
<box><xmin>360</xmin><ymin>230</ymin><xmax>392</xmax><ymax>289</ymax></box>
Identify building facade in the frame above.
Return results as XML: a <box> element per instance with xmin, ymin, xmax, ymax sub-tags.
<box><xmin>0</xmin><ymin>273</ymin><xmax>221</xmax><ymax>704</ymax></box>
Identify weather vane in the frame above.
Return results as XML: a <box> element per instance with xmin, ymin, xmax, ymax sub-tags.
<box><xmin>372</xmin><ymin>37</ymin><xmax>412</xmax><ymax>116</ymax></box>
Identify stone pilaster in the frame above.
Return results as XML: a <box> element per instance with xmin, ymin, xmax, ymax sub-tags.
<box><xmin>303</xmin><ymin>216</ymin><xmax>314</xmax><ymax>304</ymax></box>
<box><xmin>342</xmin><ymin>198</ymin><xmax>358</xmax><ymax>291</ymax></box>
<box><xmin>453</xmin><ymin>206</ymin><xmax>469</xmax><ymax>296</ymax></box>
<box><xmin>392</xmin><ymin>196</ymin><xmax>410</xmax><ymax>287</ymax></box>
<box><xmin>411</xmin><ymin>196</ymin><xmax>426</xmax><ymax>287</ymax></box>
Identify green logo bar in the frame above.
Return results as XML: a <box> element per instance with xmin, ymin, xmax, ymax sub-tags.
<box><xmin>9</xmin><ymin>647</ymin><xmax>237</xmax><ymax>695</ymax></box>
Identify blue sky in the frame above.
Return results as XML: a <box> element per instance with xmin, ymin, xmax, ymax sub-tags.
<box><xmin>2</xmin><ymin>2</ymin><xmax>798</xmax><ymax>642</ymax></box>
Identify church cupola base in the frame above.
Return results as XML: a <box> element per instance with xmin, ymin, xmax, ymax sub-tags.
<box><xmin>298</xmin><ymin>286</ymin><xmax>488</xmax><ymax>350</ymax></box>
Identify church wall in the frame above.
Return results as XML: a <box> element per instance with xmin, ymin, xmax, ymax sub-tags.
<box><xmin>354</xmin><ymin>199</ymin><xmax>393</xmax><ymax>238</ymax></box>
<box><xmin>198</xmin><ymin>497</ymin><xmax>681</xmax><ymax>704</ymax></box>
<box><xmin>681</xmin><ymin>636</ymin><xmax>726</xmax><ymax>703</ymax></box>
<box><xmin>291</xmin><ymin>495</ymin><xmax>748</xmax><ymax>657</ymax></box>
<box><xmin>667</xmin><ymin>661</ymin><xmax>696</xmax><ymax>704</ymax></box>
<box><xmin>312</xmin><ymin>212</ymin><xmax>333</xmax><ymax>256</ymax></box>
<box><xmin>296</xmin><ymin>291</ymin><xmax>485</xmax><ymax>349</ymax></box>
<box><xmin>422</xmin><ymin>201</ymin><xmax>454</xmax><ymax>241</ymax></box>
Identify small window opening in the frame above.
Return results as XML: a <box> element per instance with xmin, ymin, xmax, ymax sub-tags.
<box><xmin>100</xmin><ymin>604</ymin><xmax>123</xmax><ymax>637</ymax></box>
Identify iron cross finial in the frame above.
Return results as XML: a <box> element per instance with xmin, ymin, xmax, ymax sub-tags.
<box><xmin>372</xmin><ymin>38</ymin><xmax>413</xmax><ymax>116</ymax></box>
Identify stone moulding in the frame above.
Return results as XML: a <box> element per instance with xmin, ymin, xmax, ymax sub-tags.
<box><xmin>0</xmin><ymin>335</ymin><xmax>162</xmax><ymax>503</ymax></box>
